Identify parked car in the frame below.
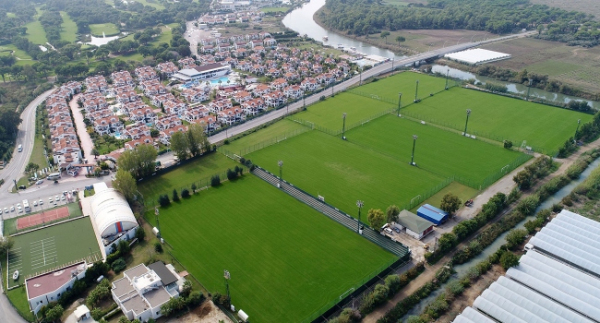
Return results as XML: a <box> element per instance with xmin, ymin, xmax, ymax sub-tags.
<box><xmin>49</xmin><ymin>197</ymin><xmax>53</xmax><ymax>203</ymax></box>
<box><xmin>61</xmin><ymin>195</ymin><xmax>65</xmax><ymax>201</ymax></box>
<box><xmin>39</xmin><ymin>199</ymin><xmax>43</xmax><ymax>205</ymax></box>
<box><xmin>4</xmin><ymin>207</ymin><xmax>8</xmax><ymax>213</ymax></box>
<box><xmin>55</xmin><ymin>195</ymin><xmax>59</xmax><ymax>201</ymax></box>
<box><xmin>18</xmin><ymin>185</ymin><xmax>26</xmax><ymax>190</ymax></box>
<box><xmin>17</xmin><ymin>205</ymin><xmax>22</xmax><ymax>213</ymax></box>
<box><xmin>33</xmin><ymin>200</ymin><xmax>37</xmax><ymax>206</ymax></box>
<box><xmin>36</xmin><ymin>180</ymin><xmax>44</xmax><ymax>185</ymax></box>
<box><xmin>10</xmin><ymin>206</ymin><xmax>15</xmax><ymax>212</ymax></box>
<box><xmin>0</xmin><ymin>209</ymin><xmax>3</xmax><ymax>215</ymax></box>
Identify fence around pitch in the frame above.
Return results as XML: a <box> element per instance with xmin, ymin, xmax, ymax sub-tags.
<box><xmin>218</xmin><ymin>127</ymin><xmax>311</xmax><ymax>157</ymax></box>
<box><xmin>142</xmin><ymin>170</ymin><xmax>229</xmax><ymax>208</ymax></box>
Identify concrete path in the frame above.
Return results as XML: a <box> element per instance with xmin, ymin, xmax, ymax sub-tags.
<box><xmin>69</xmin><ymin>94</ymin><xmax>94</xmax><ymax>160</ymax></box>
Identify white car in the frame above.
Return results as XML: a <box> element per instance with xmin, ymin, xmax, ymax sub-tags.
<box><xmin>33</xmin><ymin>200</ymin><xmax>38</xmax><ymax>207</ymax></box>
<box><xmin>17</xmin><ymin>206</ymin><xmax>22</xmax><ymax>213</ymax></box>
<box><xmin>55</xmin><ymin>195</ymin><xmax>59</xmax><ymax>202</ymax></box>
<box><xmin>49</xmin><ymin>197</ymin><xmax>53</xmax><ymax>203</ymax></box>
<box><xmin>10</xmin><ymin>206</ymin><xmax>15</xmax><ymax>212</ymax></box>
<box><xmin>39</xmin><ymin>199</ymin><xmax>43</xmax><ymax>205</ymax></box>
<box><xmin>0</xmin><ymin>209</ymin><xmax>3</xmax><ymax>215</ymax></box>
<box><xmin>3</xmin><ymin>207</ymin><xmax>8</xmax><ymax>213</ymax></box>
<box><xmin>61</xmin><ymin>195</ymin><xmax>65</xmax><ymax>201</ymax></box>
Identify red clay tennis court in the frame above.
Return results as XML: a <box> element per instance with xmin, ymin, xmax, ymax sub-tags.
<box><xmin>16</xmin><ymin>206</ymin><xmax>70</xmax><ymax>230</ymax></box>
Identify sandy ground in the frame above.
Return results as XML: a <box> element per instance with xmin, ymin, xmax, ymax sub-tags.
<box><xmin>167</xmin><ymin>301</ymin><xmax>234</xmax><ymax>323</ymax></box>
<box><xmin>69</xmin><ymin>94</ymin><xmax>94</xmax><ymax>161</ymax></box>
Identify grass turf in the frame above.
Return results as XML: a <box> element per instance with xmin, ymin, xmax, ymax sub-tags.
<box><xmin>150</xmin><ymin>175</ymin><xmax>396</xmax><ymax>323</ymax></box>
<box><xmin>260</xmin><ymin>6</ymin><xmax>291</xmax><ymax>12</ymax></box>
<box><xmin>248</xmin><ymin>131</ymin><xmax>446</xmax><ymax>214</ymax></box>
<box><xmin>410</xmin><ymin>182</ymin><xmax>478</xmax><ymax>212</ymax></box>
<box><xmin>225</xmin><ymin>119</ymin><xmax>309</xmax><ymax>155</ymax></box>
<box><xmin>356</xmin><ymin>71</ymin><xmax>450</xmax><ymax>102</ymax></box>
<box><xmin>346</xmin><ymin>115</ymin><xmax>530</xmax><ymax>186</ymax></box>
<box><xmin>7</xmin><ymin>218</ymin><xmax>101</xmax><ymax>288</ymax></box>
<box><xmin>25</xmin><ymin>20</ymin><xmax>47</xmax><ymax>45</ymax></box>
<box><xmin>59</xmin><ymin>11</ymin><xmax>78</xmax><ymax>42</ymax></box>
<box><xmin>138</xmin><ymin>153</ymin><xmax>241</xmax><ymax>204</ymax></box>
<box><xmin>89</xmin><ymin>23</ymin><xmax>120</xmax><ymax>36</ymax></box>
<box><xmin>290</xmin><ymin>92</ymin><xmax>396</xmax><ymax>130</ymax></box>
<box><xmin>401</xmin><ymin>87</ymin><xmax>594</xmax><ymax>154</ymax></box>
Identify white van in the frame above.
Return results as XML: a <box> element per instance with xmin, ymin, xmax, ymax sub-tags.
<box><xmin>17</xmin><ymin>144</ymin><xmax>22</xmax><ymax>152</ymax></box>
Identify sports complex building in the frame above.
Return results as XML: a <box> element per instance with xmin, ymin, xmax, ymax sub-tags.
<box><xmin>453</xmin><ymin>210</ymin><xmax>600</xmax><ymax>323</ymax></box>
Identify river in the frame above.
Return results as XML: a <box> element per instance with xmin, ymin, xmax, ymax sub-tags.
<box><xmin>432</xmin><ymin>65</ymin><xmax>600</xmax><ymax>109</ymax></box>
<box><xmin>282</xmin><ymin>0</ymin><xmax>404</xmax><ymax>59</ymax></box>
<box><xmin>402</xmin><ymin>156</ymin><xmax>600</xmax><ymax>321</ymax></box>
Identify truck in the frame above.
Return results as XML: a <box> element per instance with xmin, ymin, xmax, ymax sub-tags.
<box><xmin>47</xmin><ymin>172</ymin><xmax>61</xmax><ymax>181</ymax></box>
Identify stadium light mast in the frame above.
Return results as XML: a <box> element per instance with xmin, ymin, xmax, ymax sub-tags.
<box><xmin>414</xmin><ymin>80</ymin><xmax>419</xmax><ymax>102</ymax></box>
<box><xmin>356</xmin><ymin>200</ymin><xmax>364</xmax><ymax>233</ymax></box>
<box><xmin>445</xmin><ymin>68</ymin><xmax>450</xmax><ymax>90</ymax></box>
<box><xmin>574</xmin><ymin>119</ymin><xmax>581</xmax><ymax>143</ymax></box>
<box><xmin>359</xmin><ymin>66</ymin><xmax>363</xmax><ymax>85</ymax></box>
<box><xmin>342</xmin><ymin>113</ymin><xmax>347</xmax><ymax>140</ymax></box>
<box><xmin>224</xmin><ymin>270</ymin><xmax>231</xmax><ymax>303</ymax></box>
<box><xmin>410</xmin><ymin>135</ymin><xmax>418</xmax><ymax>166</ymax></box>
<box><xmin>463</xmin><ymin>109</ymin><xmax>471</xmax><ymax>136</ymax></box>
<box><xmin>397</xmin><ymin>93</ymin><xmax>402</xmax><ymax>117</ymax></box>
<box><xmin>278</xmin><ymin>160</ymin><xmax>283</xmax><ymax>187</ymax></box>
<box><xmin>526</xmin><ymin>79</ymin><xmax>532</xmax><ymax>101</ymax></box>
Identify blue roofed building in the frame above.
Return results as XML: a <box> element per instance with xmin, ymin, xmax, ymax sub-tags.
<box><xmin>416</xmin><ymin>204</ymin><xmax>448</xmax><ymax>225</ymax></box>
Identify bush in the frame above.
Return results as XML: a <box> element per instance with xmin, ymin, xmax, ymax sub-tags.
<box><xmin>503</xmin><ymin>140</ymin><xmax>513</xmax><ymax>149</ymax></box>
<box><xmin>154</xmin><ymin>242</ymin><xmax>163</xmax><ymax>253</ymax></box>
<box><xmin>111</xmin><ymin>258</ymin><xmax>127</xmax><ymax>273</ymax></box>
<box><xmin>181</xmin><ymin>188</ymin><xmax>190</xmax><ymax>198</ymax></box>
<box><xmin>211</xmin><ymin>175</ymin><xmax>221</xmax><ymax>187</ymax></box>
<box><xmin>505</xmin><ymin>228</ymin><xmax>528</xmax><ymax>249</ymax></box>
<box><xmin>226</xmin><ymin>168</ymin><xmax>237</xmax><ymax>180</ymax></box>
<box><xmin>499</xmin><ymin>251</ymin><xmax>519</xmax><ymax>270</ymax></box>
<box><xmin>191</xmin><ymin>183</ymin><xmax>197</xmax><ymax>193</ymax></box>
<box><xmin>118</xmin><ymin>240</ymin><xmax>130</xmax><ymax>255</ymax></box>
<box><xmin>445</xmin><ymin>280</ymin><xmax>464</xmax><ymax>297</ymax></box>
<box><xmin>158</xmin><ymin>194</ymin><xmax>170</xmax><ymax>207</ymax></box>
<box><xmin>186</xmin><ymin>291</ymin><xmax>205</xmax><ymax>307</ymax></box>
<box><xmin>172</xmin><ymin>189</ymin><xmax>179</xmax><ymax>202</ymax></box>
<box><xmin>135</xmin><ymin>227</ymin><xmax>146</xmax><ymax>242</ymax></box>
<box><xmin>384</xmin><ymin>275</ymin><xmax>401</xmax><ymax>294</ymax></box>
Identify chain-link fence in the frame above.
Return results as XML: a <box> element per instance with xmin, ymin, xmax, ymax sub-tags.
<box><xmin>143</xmin><ymin>170</ymin><xmax>229</xmax><ymax>208</ymax></box>
<box><xmin>218</xmin><ymin>127</ymin><xmax>311</xmax><ymax>157</ymax></box>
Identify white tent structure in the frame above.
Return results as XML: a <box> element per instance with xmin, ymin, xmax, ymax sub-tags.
<box><xmin>444</xmin><ymin>48</ymin><xmax>511</xmax><ymax>65</ymax></box>
<box><xmin>453</xmin><ymin>210</ymin><xmax>600</xmax><ymax>323</ymax></box>
<box><xmin>91</xmin><ymin>182</ymin><xmax>138</xmax><ymax>238</ymax></box>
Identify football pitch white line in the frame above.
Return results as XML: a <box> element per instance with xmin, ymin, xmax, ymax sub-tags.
<box><xmin>29</xmin><ymin>237</ymin><xmax>58</xmax><ymax>270</ymax></box>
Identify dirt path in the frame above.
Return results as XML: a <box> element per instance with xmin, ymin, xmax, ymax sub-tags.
<box><xmin>362</xmin><ymin>138</ymin><xmax>600</xmax><ymax>323</ymax></box>
<box><xmin>69</xmin><ymin>94</ymin><xmax>94</xmax><ymax>160</ymax></box>
<box><xmin>169</xmin><ymin>300</ymin><xmax>234</xmax><ymax>323</ymax></box>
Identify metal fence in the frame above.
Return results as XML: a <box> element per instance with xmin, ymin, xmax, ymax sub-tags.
<box><xmin>347</xmin><ymin>89</ymin><xmax>400</xmax><ymax>105</ymax></box>
<box><xmin>218</xmin><ymin>127</ymin><xmax>311</xmax><ymax>157</ymax></box>
<box><xmin>143</xmin><ymin>170</ymin><xmax>230</xmax><ymax>208</ymax></box>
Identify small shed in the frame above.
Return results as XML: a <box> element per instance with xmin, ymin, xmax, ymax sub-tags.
<box><xmin>74</xmin><ymin>304</ymin><xmax>91</xmax><ymax>321</ymax></box>
<box><xmin>396</xmin><ymin>210</ymin><xmax>435</xmax><ymax>240</ymax></box>
<box><xmin>416</xmin><ymin>204</ymin><xmax>448</xmax><ymax>226</ymax></box>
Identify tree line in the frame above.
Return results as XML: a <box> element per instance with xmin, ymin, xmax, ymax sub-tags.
<box><xmin>319</xmin><ymin>0</ymin><xmax>600</xmax><ymax>47</ymax></box>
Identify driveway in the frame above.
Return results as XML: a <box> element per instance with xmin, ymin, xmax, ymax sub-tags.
<box><xmin>69</xmin><ymin>94</ymin><xmax>94</xmax><ymax>160</ymax></box>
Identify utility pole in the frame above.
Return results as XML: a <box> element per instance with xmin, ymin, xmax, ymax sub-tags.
<box><xmin>526</xmin><ymin>79</ymin><xmax>532</xmax><ymax>101</ymax></box>
<box><xmin>445</xmin><ymin>69</ymin><xmax>449</xmax><ymax>90</ymax></box>
<box><xmin>342</xmin><ymin>113</ymin><xmax>347</xmax><ymax>140</ymax></box>
<box><xmin>463</xmin><ymin>109</ymin><xmax>471</xmax><ymax>136</ymax></box>
<box><xmin>414</xmin><ymin>80</ymin><xmax>419</xmax><ymax>102</ymax></box>
<box><xmin>359</xmin><ymin>67</ymin><xmax>363</xmax><ymax>85</ymax></box>
<box><xmin>410</xmin><ymin>135</ymin><xmax>418</xmax><ymax>166</ymax></box>
<box><xmin>278</xmin><ymin>160</ymin><xmax>283</xmax><ymax>187</ymax></box>
<box><xmin>397</xmin><ymin>93</ymin><xmax>402</xmax><ymax>117</ymax></box>
<box><xmin>356</xmin><ymin>200</ymin><xmax>364</xmax><ymax>234</ymax></box>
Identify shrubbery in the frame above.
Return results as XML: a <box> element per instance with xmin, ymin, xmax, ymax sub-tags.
<box><xmin>210</xmin><ymin>175</ymin><xmax>221</xmax><ymax>187</ymax></box>
<box><xmin>158</xmin><ymin>194</ymin><xmax>170</xmax><ymax>207</ymax></box>
<box><xmin>111</xmin><ymin>258</ymin><xmax>127</xmax><ymax>273</ymax></box>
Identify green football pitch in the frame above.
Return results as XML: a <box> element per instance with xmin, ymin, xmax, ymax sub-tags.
<box><xmin>346</xmin><ymin>114</ymin><xmax>531</xmax><ymax>187</ymax></box>
<box><xmin>151</xmin><ymin>175</ymin><xmax>396</xmax><ymax>323</ymax></box>
<box><xmin>248</xmin><ymin>131</ymin><xmax>446</xmax><ymax>214</ymax></box>
<box><xmin>355</xmin><ymin>71</ymin><xmax>450</xmax><ymax>102</ymax></box>
<box><xmin>401</xmin><ymin>87</ymin><xmax>593</xmax><ymax>154</ymax></box>
<box><xmin>7</xmin><ymin>218</ymin><xmax>101</xmax><ymax>288</ymax></box>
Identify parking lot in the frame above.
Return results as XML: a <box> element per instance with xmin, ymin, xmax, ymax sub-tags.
<box><xmin>1</xmin><ymin>190</ymin><xmax>76</xmax><ymax>219</ymax></box>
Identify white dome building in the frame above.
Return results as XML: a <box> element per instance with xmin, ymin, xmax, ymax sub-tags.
<box><xmin>91</xmin><ymin>183</ymin><xmax>138</xmax><ymax>238</ymax></box>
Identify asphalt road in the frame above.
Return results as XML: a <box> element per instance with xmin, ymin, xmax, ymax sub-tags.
<box><xmin>0</xmin><ymin>89</ymin><xmax>54</xmax><ymax>192</ymax></box>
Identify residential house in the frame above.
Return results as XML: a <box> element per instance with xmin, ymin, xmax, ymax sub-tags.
<box><xmin>134</xmin><ymin>66</ymin><xmax>158</xmax><ymax>81</ymax></box>
<box><xmin>264</xmin><ymin>90</ymin><xmax>285</xmax><ymax>107</ymax></box>
<box><xmin>156</xmin><ymin>62</ymin><xmax>179</xmax><ymax>77</ymax></box>
<box><xmin>111</xmin><ymin>71</ymin><xmax>134</xmax><ymax>86</ymax></box>
<box><xmin>181</xmin><ymin>88</ymin><xmax>209</xmax><ymax>103</ymax></box>
<box><xmin>283</xmin><ymin>85</ymin><xmax>303</xmax><ymax>99</ymax></box>
<box><xmin>270</xmin><ymin>78</ymin><xmax>288</xmax><ymax>91</ymax></box>
<box><xmin>218</xmin><ymin>107</ymin><xmax>243</xmax><ymax>125</ymax></box>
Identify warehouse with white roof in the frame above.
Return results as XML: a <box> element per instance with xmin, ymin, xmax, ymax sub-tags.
<box><xmin>453</xmin><ymin>210</ymin><xmax>600</xmax><ymax>323</ymax></box>
<box><xmin>444</xmin><ymin>48</ymin><xmax>511</xmax><ymax>65</ymax></box>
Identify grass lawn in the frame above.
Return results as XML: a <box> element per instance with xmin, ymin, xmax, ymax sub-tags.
<box><xmin>28</xmin><ymin>135</ymin><xmax>49</xmax><ymax>169</ymax></box>
<box><xmin>248</xmin><ymin>131</ymin><xmax>446</xmax><ymax>214</ymax></box>
<box><xmin>0</xmin><ymin>44</ymin><xmax>33</xmax><ymax>60</ymax></box>
<box><xmin>290</xmin><ymin>92</ymin><xmax>396</xmax><ymax>131</ymax></box>
<box><xmin>225</xmin><ymin>119</ymin><xmax>308</xmax><ymax>155</ymax></box>
<box><xmin>6</xmin><ymin>286</ymin><xmax>34</xmax><ymax>322</ymax></box>
<box><xmin>6</xmin><ymin>218</ymin><xmax>101</xmax><ymax>288</ymax></box>
<box><xmin>149</xmin><ymin>175</ymin><xmax>396</xmax><ymax>323</ymax></box>
<box><xmin>356</xmin><ymin>72</ymin><xmax>450</xmax><ymax>102</ymax></box>
<box><xmin>152</xmin><ymin>23</ymin><xmax>179</xmax><ymax>45</ymax></box>
<box><xmin>89</xmin><ymin>23</ymin><xmax>120</xmax><ymax>36</ymax></box>
<box><xmin>25</xmin><ymin>20</ymin><xmax>47</xmax><ymax>44</ymax></box>
<box><xmin>138</xmin><ymin>153</ymin><xmax>241</xmax><ymax>204</ymax></box>
<box><xmin>410</xmin><ymin>182</ymin><xmax>478</xmax><ymax>212</ymax></box>
<box><xmin>134</xmin><ymin>0</ymin><xmax>165</xmax><ymax>10</ymax></box>
<box><xmin>260</xmin><ymin>6</ymin><xmax>290</xmax><ymax>13</ymax></box>
<box><xmin>401</xmin><ymin>87</ymin><xmax>594</xmax><ymax>154</ymax></box>
<box><xmin>347</xmin><ymin>115</ymin><xmax>529</xmax><ymax>187</ymax></box>
<box><xmin>59</xmin><ymin>11</ymin><xmax>78</xmax><ymax>42</ymax></box>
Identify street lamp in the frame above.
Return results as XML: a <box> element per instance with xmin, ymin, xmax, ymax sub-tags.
<box><xmin>356</xmin><ymin>200</ymin><xmax>364</xmax><ymax>233</ymax></box>
<box><xmin>410</xmin><ymin>135</ymin><xmax>418</xmax><ymax>166</ymax></box>
<box><xmin>574</xmin><ymin>119</ymin><xmax>581</xmax><ymax>143</ymax></box>
<box><xmin>397</xmin><ymin>93</ymin><xmax>402</xmax><ymax>117</ymax></box>
<box><xmin>342</xmin><ymin>113</ymin><xmax>347</xmax><ymax>140</ymax></box>
<box><xmin>278</xmin><ymin>160</ymin><xmax>283</xmax><ymax>187</ymax></box>
<box><xmin>463</xmin><ymin>109</ymin><xmax>471</xmax><ymax>136</ymax></box>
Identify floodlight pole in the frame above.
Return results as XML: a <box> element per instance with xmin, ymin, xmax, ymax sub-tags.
<box><xmin>574</xmin><ymin>119</ymin><xmax>581</xmax><ymax>143</ymax></box>
<box><xmin>397</xmin><ymin>93</ymin><xmax>402</xmax><ymax>116</ymax></box>
<box><xmin>278</xmin><ymin>160</ymin><xmax>283</xmax><ymax>187</ymax></box>
<box><xmin>445</xmin><ymin>69</ymin><xmax>450</xmax><ymax>90</ymax></box>
<box><xmin>332</xmin><ymin>82</ymin><xmax>334</xmax><ymax>96</ymax></box>
<box><xmin>303</xmin><ymin>93</ymin><xmax>306</xmax><ymax>109</ymax></box>
<box><xmin>526</xmin><ymin>79</ymin><xmax>532</xmax><ymax>101</ymax></box>
<box><xmin>224</xmin><ymin>270</ymin><xmax>230</xmax><ymax>302</ymax></box>
<box><xmin>410</xmin><ymin>135</ymin><xmax>418</xmax><ymax>166</ymax></box>
<box><xmin>463</xmin><ymin>109</ymin><xmax>471</xmax><ymax>136</ymax></box>
<box><xmin>342</xmin><ymin>113</ymin><xmax>347</xmax><ymax>140</ymax></box>
<box><xmin>359</xmin><ymin>67</ymin><xmax>363</xmax><ymax>85</ymax></box>
<box><xmin>414</xmin><ymin>80</ymin><xmax>419</xmax><ymax>102</ymax></box>
<box><xmin>356</xmin><ymin>200</ymin><xmax>364</xmax><ymax>233</ymax></box>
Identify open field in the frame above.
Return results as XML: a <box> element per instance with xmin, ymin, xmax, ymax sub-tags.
<box><xmin>153</xmin><ymin>23</ymin><xmax>180</xmax><ymax>45</ymax></box>
<box><xmin>248</xmin><ymin>131</ymin><xmax>446</xmax><ymax>213</ymax></box>
<box><xmin>356</xmin><ymin>72</ymin><xmax>451</xmax><ymax>102</ymax></box>
<box><xmin>133</xmin><ymin>0</ymin><xmax>165</xmax><ymax>10</ymax></box>
<box><xmin>0</xmin><ymin>44</ymin><xmax>33</xmax><ymax>60</ymax></box>
<box><xmin>410</xmin><ymin>182</ymin><xmax>478</xmax><ymax>212</ymax></box>
<box><xmin>401</xmin><ymin>87</ymin><xmax>594</xmax><ymax>153</ymax></box>
<box><xmin>138</xmin><ymin>153</ymin><xmax>241</xmax><ymax>203</ymax></box>
<box><xmin>530</xmin><ymin>0</ymin><xmax>600</xmax><ymax>22</ymax></box>
<box><xmin>225</xmin><ymin>119</ymin><xmax>308</xmax><ymax>155</ymax></box>
<box><xmin>89</xmin><ymin>23</ymin><xmax>120</xmax><ymax>36</ymax></box>
<box><xmin>151</xmin><ymin>175</ymin><xmax>396</xmax><ymax>323</ymax></box>
<box><xmin>59</xmin><ymin>11</ymin><xmax>78</xmax><ymax>42</ymax></box>
<box><xmin>6</xmin><ymin>218</ymin><xmax>101</xmax><ymax>288</ymax></box>
<box><xmin>260</xmin><ymin>6</ymin><xmax>291</xmax><ymax>13</ymax></box>
<box><xmin>482</xmin><ymin>37</ymin><xmax>600</xmax><ymax>93</ymax></box>
<box><xmin>25</xmin><ymin>20</ymin><xmax>47</xmax><ymax>45</ymax></box>
<box><xmin>290</xmin><ymin>92</ymin><xmax>396</xmax><ymax>130</ymax></box>
<box><xmin>347</xmin><ymin>115</ymin><xmax>529</xmax><ymax>186</ymax></box>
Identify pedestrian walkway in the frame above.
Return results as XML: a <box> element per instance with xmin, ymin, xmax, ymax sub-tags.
<box><xmin>252</xmin><ymin>167</ymin><xmax>409</xmax><ymax>257</ymax></box>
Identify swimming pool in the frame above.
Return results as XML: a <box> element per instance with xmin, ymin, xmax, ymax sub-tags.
<box><xmin>210</xmin><ymin>76</ymin><xmax>236</xmax><ymax>85</ymax></box>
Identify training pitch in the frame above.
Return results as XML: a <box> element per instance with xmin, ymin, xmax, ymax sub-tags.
<box><xmin>151</xmin><ymin>176</ymin><xmax>396</xmax><ymax>323</ymax></box>
<box><xmin>356</xmin><ymin>71</ymin><xmax>450</xmax><ymax>102</ymax></box>
<box><xmin>7</xmin><ymin>218</ymin><xmax>101</xmax><ymax>288</ymax></box>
